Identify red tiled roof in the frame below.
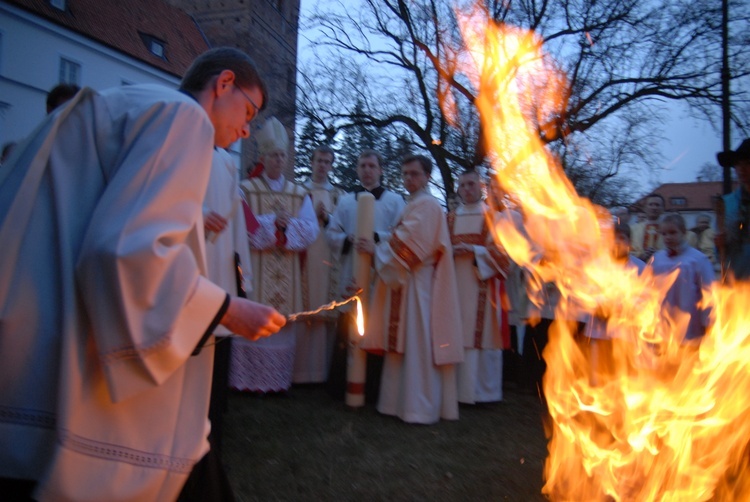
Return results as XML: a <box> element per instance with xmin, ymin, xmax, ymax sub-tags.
<box><xmin>8</xmin><ymin>0</ymin><xmax>209</xmax><ymax>77</ymax></box>
<box><xmin>633</xmin><ymin>181</ymin><xmax>736</xmax><ymax>212</ymax></box>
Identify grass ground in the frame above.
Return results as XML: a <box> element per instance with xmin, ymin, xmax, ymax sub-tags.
<box><xmin>223</xmin><ymin>384</ymin><xmax>549</xmax><ymax>501</ymax></box>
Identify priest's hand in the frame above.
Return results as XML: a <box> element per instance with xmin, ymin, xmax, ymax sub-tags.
<box><xmin>275</xmin><ymin>209</ymin><xmax>291</xmax><ymax>232</ymax></box>
<box><xmin>221</xmin><ymin>297</ymin><xmax>286</xmax><ymax>341</ymax></box>
<box><xmin>204</xmin><ymin>211</ymin><xmax>228</xmax><ymax>235</ymax></box>
<box><xmin>316</xmin><ymin>201</ymin><xmax>330</xmax><ymax>224</ymax></box>
<box><xmin>343</xmin><ymin>278</ymin><xmax>360</xmax><ymax>298</ymax></box>
<box><xmin>355</xmin><ymin>237</ymin><xmax>375</xmax><ymax>255</ymax></box>
<box><xmin>453</xmin><ymin>243</ymin><xmax>473</xmax><ymax>256</ymax></box>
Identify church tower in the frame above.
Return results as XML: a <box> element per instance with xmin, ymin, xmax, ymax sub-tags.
<box><xmin>166</xmin><ymin>0</ymin><xmax>300</xmax><ymax>175</ymax></box>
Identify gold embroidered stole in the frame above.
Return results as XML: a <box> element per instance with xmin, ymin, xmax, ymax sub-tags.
<box><xmin>243</xmin><ymin>177</ymin><xmax>306</xmax><ymax>314</ymax></box>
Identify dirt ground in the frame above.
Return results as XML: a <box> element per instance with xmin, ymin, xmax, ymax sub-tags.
<box><xmin>223</xmin><ymin>383</ymin><xmax>550</xmax><ymax>501</ymax></box>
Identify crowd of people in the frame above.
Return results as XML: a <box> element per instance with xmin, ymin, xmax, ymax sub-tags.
<box><xmin>1</xmin><ymin>44</ymin><xmax>749</xmax><ymax>500</ymax></box>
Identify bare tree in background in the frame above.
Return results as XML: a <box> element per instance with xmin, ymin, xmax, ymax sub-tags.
<box><xmin>696</xmin><ymin>162</ymin><xmax>730</xmax><ymax>183</ymax></box>
<box><xmin>296</xmin><ymin>0</ymin><xmax>750</xmax><ymax>204</ymax></box>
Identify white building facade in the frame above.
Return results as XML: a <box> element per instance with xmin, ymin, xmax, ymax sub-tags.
<box><xmin>0</xmin><ymin>2</ymin><xmax>182</xmax><ymax>148</ymax></box>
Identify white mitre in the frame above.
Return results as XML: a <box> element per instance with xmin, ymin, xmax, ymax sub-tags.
<box><xmin>256</xmin><ymin>116</ymin><xmax>289</xmax><ymax>156</ymax></box>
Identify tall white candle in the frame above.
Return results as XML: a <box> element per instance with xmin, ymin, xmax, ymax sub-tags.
<box><xmin>345</xmin><ymin>192</ymin><xmax>374</xmax><ymax>407</ymax></box>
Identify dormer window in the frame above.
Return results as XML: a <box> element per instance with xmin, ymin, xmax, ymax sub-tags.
<box><xmin>150</xmin><ymin>40</ymin><xmax>164</xmax><ymax>58</ymax></box>
<box><xmin>50</xmin><ymin>0</ymin><xmax>66</xmax><ymax>11</ymax></box>
<box><xmin>139</xmin><ymin>33</ymin><xmax>166</xmax><ymax>60</ymax></box>
<box><xmin>670</xmin><ymin>197</ymin><xmax>687</xmax><ymax>206</ymax></box>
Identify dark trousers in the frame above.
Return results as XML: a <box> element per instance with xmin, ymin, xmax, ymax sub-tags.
<box><xmin>0</xmin><ymin>478</ymin><xmax>36</xmax><ymax>501</ymax></box>
<box><xmin>502</xmin><ymin>325</ymin><xmax>523</xmax><ymax>386</ymax></box>
<box><xmin>521</xmin><ymin>318</ymin><xmax>552</xmax><ymax>395</ymax></box>
<box><xmin>177</xmin><ymin>443</ymin><xmax>235</xmax><ymax>502</ymax></box>
<box><xmin>326</xmin><ymin>313</ymin><xmax>383</xmax><ymax>404</ymax></box>
<box><xmin>209</xmin><ymin>336</ymin><xmax>232</xmax><ymax>452</ymax></box>
<box><xmin>178</xmin><ymin>336</ymin><xmax>236</xmax><ymax>502</ymax></box>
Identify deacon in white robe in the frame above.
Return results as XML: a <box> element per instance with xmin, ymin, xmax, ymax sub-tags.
<box><xmin>326</xmin><ymin>173</ymin><xmax>405</xmax><ymax>301</ymax></box>
<box><xmin>204</xmin><ymin>148</ymin><xmax>253</xmax><ymax>306</ymax></box>
<box><xmin>361</xmin><ymin>155</ymin><xmax>463</xmax><ymax>424</ymax></box>
<box><xmin>449</xmin><ymin>171</ymin><xmax>511</xmax><ymax>404</ymax></box>
<box><xmin>294</xmin><ymin>145</ymin><xmax>343</xmax><ymax>383</ymax></box>
<box><xmin>202</xmin><ymin>147</ymin><xmax>253</xmax><ymax>450</ymax></box>
<box><xmin>325</xmin><ymin>150</ymin><xmax>405</xmax><ymax>400</ymax></box>
<box><xmin>0</xmin><ymin>49</ymin><xmax>284</xmax><ymax>502</ymax></box>
<box><xmin>230</xmin><ymin>117</ymin><xmax>318</xmax><ymax>393</ymax></box>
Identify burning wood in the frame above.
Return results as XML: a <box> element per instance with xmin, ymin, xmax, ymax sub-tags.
<box><xmin>286</xmin><ymin>290</ymin><xmax>364</xmax><ymax>326</ymax></box>
<box><xmin>443</xmin><ymin>4</ymin><xmax>750</xmax><ymax>500</ymax></box>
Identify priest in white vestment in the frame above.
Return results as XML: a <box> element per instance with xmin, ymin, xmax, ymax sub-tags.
<box><xmin>230</xmin><ymin>117</ymin><xmax>318</xmax><ymax>393</ymax></box>
<box><xmin>361</xmin><ymin>155</ymin><xmax>463</xmax><ymax>424</ymax></box>
<box><xmin>0</xmin><ymin>48</ymin><xmax>285</xmax><ymax>501</ymax></box>
<box><xmin>449</xmin><ymin>171</ymin><xmax>511</xmax><ymax>404</ymax></box>
<box><xmin>294</xmin><ymin>145</ymin><xmax>343</xmax><ymax>383</ymax></box>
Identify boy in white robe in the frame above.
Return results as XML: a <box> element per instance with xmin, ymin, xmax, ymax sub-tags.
<box><xmin>650</xmin><ymin>213</ymin><xmax>715</xmax><ymax>343</ymax></box>
<box><xmin>294</xmin><ymin>145</ymin><xmax>343</xmax><ymax>383</ymax></box>
<box><xmin>0</xmin><ymin>48</ymin><xmax>285</xmax><ymax>501</ymax></box>
<box><xmin>450</xmin><ymin>170</ymin><xmax>510</xmax><ymax>404</ymax></box>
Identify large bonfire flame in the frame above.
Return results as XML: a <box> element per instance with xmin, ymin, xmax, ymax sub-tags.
<box><xmin>448</xmin><ymin>6</ymin><xmax>750</xmax><ymax>501</ymax></box>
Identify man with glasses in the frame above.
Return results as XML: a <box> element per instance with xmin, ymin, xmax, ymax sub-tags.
<box><xmin>0</xmin><ymin>47</ymin><xmax>285</xmax><ymax>501</ymax></box>
<box><xmin>360</xmin><ymin>155</ymin><xmax>463</xmax><ymax>424</ymax></box>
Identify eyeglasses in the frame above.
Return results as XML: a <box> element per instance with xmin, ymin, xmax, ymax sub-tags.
<box><xmin>235</xmin><ymin>84</ymin><xmax>261</xmax><ymax>122</ymax></box>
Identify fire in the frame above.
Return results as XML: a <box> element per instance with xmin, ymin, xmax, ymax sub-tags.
<box><xmin>446</xmin><ymin>5</ymin><xmax>750</xmax><ymax>501</ymax></box>
<box><xmin>356</xmin><ymin>296</ymin><xmax>365</xmax><ymax>336</ymax></box>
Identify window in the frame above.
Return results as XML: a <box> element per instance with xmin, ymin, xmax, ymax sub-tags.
<box><xmin>50</xmin><ymin>0</ymin><xmax>66</xmax><ymax>11</ymax></box>
<box><xmin>149</xmin><ymin>40</ymin><xmax>164</xmax><ymax>58</ymax></box>
<box><xmin>670</xmin><ymin>197</ymin><xmax>687</xmax><ymax>206</ymax></box>
<box><xmin>59</xmin><ymin>58</ymin><xmax>81</xmax><ymax>85</ymax></box>
<box><xmin>139</xmin><ymin>33</ymin><xmax>167</xmax><ymax>60</ymax></box>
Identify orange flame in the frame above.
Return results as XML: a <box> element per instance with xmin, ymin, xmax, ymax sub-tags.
<box><xmin>356</xmin><ymin>296</ymin><xmax>365</xmax><ymax>336</ymax></box>
<box><xmin>448</xmin><ymin>5</ymin><xmax>750</xmax><ymax>501</ymax></box>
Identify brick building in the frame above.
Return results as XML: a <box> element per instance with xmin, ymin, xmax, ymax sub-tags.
<box><xmin>1</xmin><ymin>0</ymin><xmax>206</xmax><ymax>146</ymax></box>
<box><xmin>166</xmin><ymin>0</ymin><xmax>301</xmax><ymax>175</ymax></box>
<box><xmin>1</xmin><ymin>0</ymin><xmax>300</xmax><ymax>174</ymax></box>
<box><xmin>632</xmin><ymin>181</ymin><xmax>737</xmax><ymax>229</ymax></box>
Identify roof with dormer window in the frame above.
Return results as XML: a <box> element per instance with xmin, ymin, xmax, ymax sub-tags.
<box><xmin>7</xmin><ymin>0</ymin><xmax>209</xmax><ymax>77</ymax></box>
